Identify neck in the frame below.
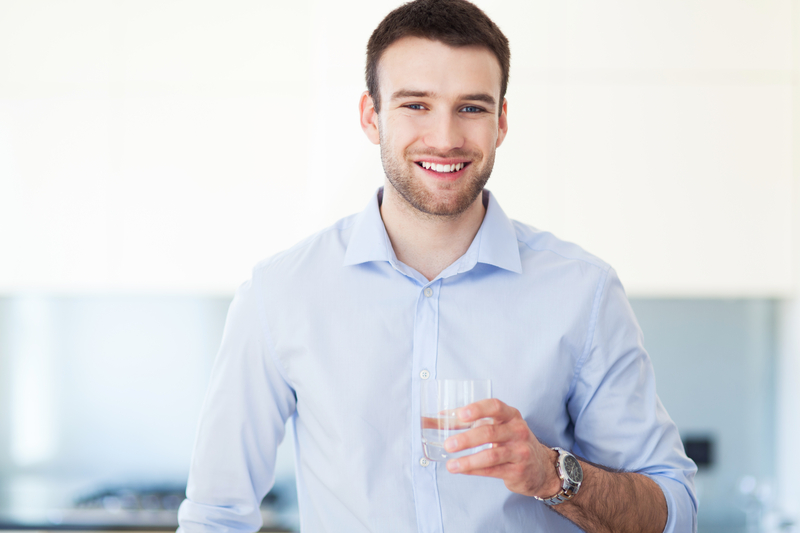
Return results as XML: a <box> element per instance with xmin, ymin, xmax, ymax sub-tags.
<box><xmin>379</xmin><ymin>183</ymin><xmax>487</xmax><ymax>282</ymax></box>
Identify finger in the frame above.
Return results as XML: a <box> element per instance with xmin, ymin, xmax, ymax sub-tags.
<box><xmin>444</xmin><ymin>420</ymin><xmax>514</xmax><ymax>453</ymax></box>
<box><xmin>450</xmin><ymin>461</ymin><xmax>511</xmax><ymax>479</ymax></box>
<box><xmin>446</xmin><ymin>444</ymin><xmax>512</xmax><ymax>474</ymax></box>
<box><xmin>458</xmin><ymin>398</ymin><xmax>517</xmax><ymax>424</ymax></box>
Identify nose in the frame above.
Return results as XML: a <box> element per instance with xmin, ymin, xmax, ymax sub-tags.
<box><xmin>423</xmin><ymin>111</ymin><xmax>465</xmax><ymax>153</ymax></box>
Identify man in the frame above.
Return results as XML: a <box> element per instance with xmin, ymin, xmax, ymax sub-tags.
<box><xmin>178</xmin><ymin>0</ymin><xmax>697</xmax><ymax>531</ymax></box>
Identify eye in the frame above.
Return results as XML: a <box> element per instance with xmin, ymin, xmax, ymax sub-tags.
<box><xmin>461</xmin><ymin>106</ymin><xmax>485</xmax><ymax>114</ymax></box>
<box><xmin>404</xmin><ymin>104</ymin><xmax>425</xmax><ymax>110</ymax></box>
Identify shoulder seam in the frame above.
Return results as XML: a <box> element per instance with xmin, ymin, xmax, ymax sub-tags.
<box><xmin>256</xmin><ymin>215</ymin><xmax>357</xmax><ymax>272</ymax></box>
<box><xmin>516</xmin><ymin>237</ymin><xmax>607</xmax><ymax>271</ymax></box>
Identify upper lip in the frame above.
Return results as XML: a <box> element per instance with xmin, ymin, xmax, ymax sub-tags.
<box><xmin>412</xmin><ymin>157</ymin><xmax>471</xmax><ymax>164</ymax></box>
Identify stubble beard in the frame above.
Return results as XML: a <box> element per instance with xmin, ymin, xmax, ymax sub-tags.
<box><xmin>379</xmin><ymin>129</ymin><xmax>495</xmax><ymax>219</ymax></box>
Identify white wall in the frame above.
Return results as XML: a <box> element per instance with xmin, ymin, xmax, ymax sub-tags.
<box><xmin>489</xmin><ymin>0</ymin><xmax>794</xmax><ymax>297</ymax></box>
<box><xmin>0</xmin><ymin>0</ymin><xmax>794</xmax><ymax>296</ymax></box>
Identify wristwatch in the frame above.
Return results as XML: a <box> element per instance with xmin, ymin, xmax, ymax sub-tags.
<box><xmin>533</xmin><ymin>447</ymin><xmax>583</xmax><ymax>506</ymax></box>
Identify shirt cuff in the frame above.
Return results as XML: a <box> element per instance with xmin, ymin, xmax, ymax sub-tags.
<box><xmin>648</xmin><ymin>474</ymin><xmax>698</xmax><ymax>533</ymax></box>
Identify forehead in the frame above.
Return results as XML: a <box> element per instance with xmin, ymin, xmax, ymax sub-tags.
<box><xmin>377</xmin><ymin>36</ymin><xmax>502</xmax><ymax>100</ymax></box>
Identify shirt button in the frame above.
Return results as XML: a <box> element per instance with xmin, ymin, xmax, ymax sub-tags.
<box><xmin>420</xmin><ymin>369</ymin><xmax>430</xmax><ymax>379</ymax></box>
<box><xmin>424</xmin><ymin>287</ymin><xmax>433</xmax><ymax>297</ymax></box>
<box><xmin>420</xmin><ymin>457</ymin><xmax>430</xmax><ymax>467</ymax></box>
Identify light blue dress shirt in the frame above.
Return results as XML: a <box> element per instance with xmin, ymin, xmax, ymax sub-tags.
<box><xmin>178</xmin><ymin>189</ymin><xmax>697</xmax><ymax>533</ymax></box>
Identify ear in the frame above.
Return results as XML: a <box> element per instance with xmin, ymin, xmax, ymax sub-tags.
<box><xmin>359</xmin><ymin>91</ymin><xmax>381</xmax><ymax>145</ymax></box>
<box><xmin>495</xmin><ymin>98</ymin><xmax>508</xmax><ymax>148</ymax></box>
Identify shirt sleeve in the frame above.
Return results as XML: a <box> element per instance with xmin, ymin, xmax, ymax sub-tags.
<box><xmin>177</xmin><ymin>271</ymin><xmax>297</xmax><ymax>533</ymax></box>
<box><xmin>567</xmin><ymin>268</ymin><xmax>698</xmax><ymax>533</ymax></box>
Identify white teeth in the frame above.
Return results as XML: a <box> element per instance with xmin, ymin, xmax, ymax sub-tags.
<box><xmin>420</xmin><ymin>161</ymin><xmax>466</xmax><ymax>173</ymax></box>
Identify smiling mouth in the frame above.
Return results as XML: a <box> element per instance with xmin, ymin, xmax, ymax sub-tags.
<box><xmin>415</xmin><ymin>161</ymin><xmax>470</xmax><ymax>173</ymax></box>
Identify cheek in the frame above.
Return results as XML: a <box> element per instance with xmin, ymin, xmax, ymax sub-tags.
<box><xmin>461</xmin><ymin>119</ymin><xmax>498</xmax><ymax>144</ymax></box>
<box><xmin>470</xmin><ymin>130</ymin><xmax>498</xmax><ymax>155</ymax></box>
<box><xmin>383</xmin><ymin>122</ymin><xmax>423</xmax><ymax>153</ymax></box>
<box><xmin>389</xmin><ymin>116</ymin><xmax>423</xmax><ymax>139</ymax></box>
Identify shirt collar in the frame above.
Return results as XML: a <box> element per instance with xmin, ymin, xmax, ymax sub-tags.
<box><xmin>473</xmin><ymin>189</ymin><xmax>523</xmax><ymax>274</ymax></box>
<box><xmin>342</xmin><ymin>188</ymin><xmax>397</xmax><ymax>267</ymax></box>
<box><xmin>343</xmin><ymin>188</ymin><xmax>522</xmax><ymax>275</ymax></box>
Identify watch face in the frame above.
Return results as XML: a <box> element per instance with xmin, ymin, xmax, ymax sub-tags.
<box><xmin>563</xmin><ymin>455</ymin><xmax>583</xmax><ymax>483</ymax></box>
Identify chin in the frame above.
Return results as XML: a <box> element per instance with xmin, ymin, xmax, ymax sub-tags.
<box><xmin>411</xmin><ymin>189</ymin><xmax>483</xmax><ymax>217</ymax></box>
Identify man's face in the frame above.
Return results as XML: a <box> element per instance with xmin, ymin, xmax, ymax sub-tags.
<box><xmin>363</xmin><ymin>37</ymin><xmax>508</xmax><ymax>217</ymax></box>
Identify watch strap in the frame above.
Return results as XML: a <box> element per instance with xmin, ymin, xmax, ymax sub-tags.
<box><xmin>533</xmin><ymin>447</ymin><xmax>582</xmax><ymax>507</ymax></box>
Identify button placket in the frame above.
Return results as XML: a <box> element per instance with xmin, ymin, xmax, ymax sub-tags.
<box><xmin>411</xmin><ymin>279</ymin><xmax>444</xmax><ymax>533</ymax></box>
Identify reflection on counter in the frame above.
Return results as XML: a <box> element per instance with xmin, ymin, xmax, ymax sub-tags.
<box><xmin>0</xmin><ymin>476</ymin><xmax>297</xmax><ymax>531</ymax></box>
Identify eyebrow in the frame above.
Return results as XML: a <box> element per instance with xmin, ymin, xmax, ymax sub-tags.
<box><xmin>390</xmin><ymin>89</ymin><xmax>496</xmax><ymax>106</ymax></box>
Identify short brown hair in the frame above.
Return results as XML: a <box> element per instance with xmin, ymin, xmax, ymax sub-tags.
<box><xmin>366</xmin><ymin>0</ymin><xmax>510</xmax><ymax>115</ymax></box>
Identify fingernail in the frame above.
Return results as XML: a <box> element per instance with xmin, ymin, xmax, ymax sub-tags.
<box><xmin>444</xmin><ymin>437</ymin><xmax>457</xmax><ymax>452</ymax></box>
<box><xmin>447</xmin><ymin>460</ymin><xmax>461</xmax><ymax>472</ymax></box>
<box><xmin>459</xmin><ymin>408</ymin><xmax>471</xmax><ymax>420</ymax></box>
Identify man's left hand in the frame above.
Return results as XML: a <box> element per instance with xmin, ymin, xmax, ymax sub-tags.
<box><xmin>444</xmin><ymin>398</ymin><xmax>562</xmax><ymax>499</ymax></box>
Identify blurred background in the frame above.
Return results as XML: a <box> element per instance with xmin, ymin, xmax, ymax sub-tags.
<box><xmin>0</xmin><ymin>1</ymin><xmax>797</xmax><ymax>532</ymax></box>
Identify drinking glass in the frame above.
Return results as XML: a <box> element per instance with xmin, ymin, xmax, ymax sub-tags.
<box><xmin>420</xmin><ymin>379</ymin><xmax>492</xmax><ymax>462</ymax></box>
